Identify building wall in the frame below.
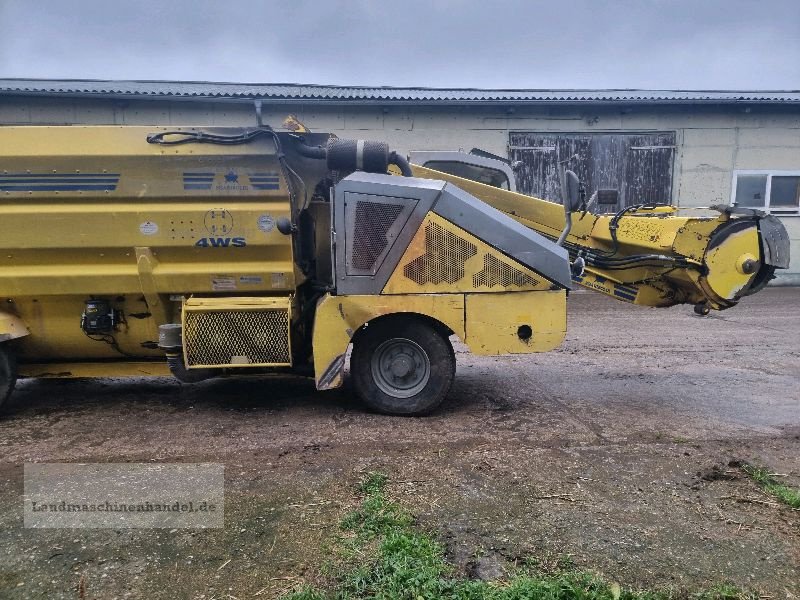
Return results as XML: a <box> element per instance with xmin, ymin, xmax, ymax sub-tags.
<box><xmin>1</xmin><ymin>95</ymin><xmax>798</xmax><ymax>276</ymax></box>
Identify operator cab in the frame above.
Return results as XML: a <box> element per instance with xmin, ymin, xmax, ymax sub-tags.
<box><xmin>409</xmin><ymin>150</ymin><xmax>517</xmax><ymax>192</ymax></box>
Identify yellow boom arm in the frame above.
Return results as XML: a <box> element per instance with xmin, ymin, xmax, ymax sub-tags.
<box><xmin>410</xmin><ymin>164</ymin><xmax>790</xmax><ymax>311</ymax></box>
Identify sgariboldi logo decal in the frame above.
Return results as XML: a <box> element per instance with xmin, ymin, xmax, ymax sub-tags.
<box><xmin>216</xmin><ymin>170</ymin><xmax>249</xmax><ymax>192</ymax></box>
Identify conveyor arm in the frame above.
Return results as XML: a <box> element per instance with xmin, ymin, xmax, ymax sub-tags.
<box><xmin>410</xmin><ymin>164</ymin><xmax>790</xmax><ymax>311</ymax></box>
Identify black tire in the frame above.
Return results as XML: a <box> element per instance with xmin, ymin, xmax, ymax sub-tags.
<box><xmin>351</xmin><ymin>317</ymin><xmax>455</xmax><ymax>416</ymax></box>
<box><xmin>0</xmin><ymin>344</ymin><xmax>18</xmax><ymax>412</ymax></box>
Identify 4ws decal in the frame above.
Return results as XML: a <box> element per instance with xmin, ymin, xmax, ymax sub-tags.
<box><xmin>195</xmin><ymin>237</ymin><xmax>247</xmax><ymax>248</ymax></box>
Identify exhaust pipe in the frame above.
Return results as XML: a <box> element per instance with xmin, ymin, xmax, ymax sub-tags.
<box><xmin>158</xmin><ymin>324</ymin><xmax>215</xmax><ymax>384</ymax></box>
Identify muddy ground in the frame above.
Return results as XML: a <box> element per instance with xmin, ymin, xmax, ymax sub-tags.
<box><xmin>0</xmin><ymin>288</ymin><xmax>798</xmax><ymax>599</ymax></box>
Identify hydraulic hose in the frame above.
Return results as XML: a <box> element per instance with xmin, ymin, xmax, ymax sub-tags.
<box><xmin>294</xmin><ymin>141</ymin><xmax>327</xmax><ymax>159</ymax></box>
<box><xmin>389</xmin><ymin>151</ymin><xmax>413</xmax><ymax>177</ymax></box>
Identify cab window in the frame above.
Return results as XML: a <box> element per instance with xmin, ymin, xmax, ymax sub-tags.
<box><xmin>423</xmin><ymin>161</ymin><xmax>510</xmax><ymax>190</ymax></box>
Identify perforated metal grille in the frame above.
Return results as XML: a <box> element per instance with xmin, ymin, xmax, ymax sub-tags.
<box><xmin>184</xmin><ymin>309</ymin><xmax>290</xmax><ymax>367</ymax></box>
<box><xmin>473</xmin><ymin>253</ymin><xmax>539</xmax><ymax>288</ymax></box>
<box><xmin>351</xmin><ymin>200</ymin><xmax>405</xmax><ymax>270</ymax></box>
<box><xmin>404</xmin><ymin>221</ymin><xmax>477</xmax><ymax>284</ymax></box>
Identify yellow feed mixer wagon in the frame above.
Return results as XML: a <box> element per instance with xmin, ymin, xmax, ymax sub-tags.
<box><xmin>0</xmin><ymin>124</ymin><xmax>789</xmax><ymax>415</ymax></box>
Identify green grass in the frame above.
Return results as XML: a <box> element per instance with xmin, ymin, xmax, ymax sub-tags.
<box><xmin>740</xmin><ymin>463</ymin><xmax>800</xmax><ymax>509</ymax></box>
<box><xmin>282</xmin><ymin>472</ymin><xmax>755</xmax><ymax>600</ymax></box>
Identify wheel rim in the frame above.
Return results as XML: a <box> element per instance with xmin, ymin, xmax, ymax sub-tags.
<box><xmin>370</xmin><ymin>337</ymin><xmax>431</xmax><ymax>399</ymax></box>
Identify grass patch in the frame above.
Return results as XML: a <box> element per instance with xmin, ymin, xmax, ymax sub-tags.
<box><xmin>282</xmin><ymin>472</ymin><xmax>755</xmax><ymax>600</ymax></box>
<box><xmin>740</xmin><ymin>462</ymin><xmax>800</xmax><ymax>509</ymax></box>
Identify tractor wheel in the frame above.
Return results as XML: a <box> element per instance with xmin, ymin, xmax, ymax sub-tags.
<box><xmin>350</xmin><ymin>317</ymin><xmax>455</xmax><ymax>416</ymax></box>
<box><xmin>0</xmin><ymin>344</ymin><xmax>18</xmax><ymax>412</ymax></box>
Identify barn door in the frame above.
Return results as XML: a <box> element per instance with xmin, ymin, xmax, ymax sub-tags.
<box><xmin>509</xmin><ymin>132</ymin><xmax>675</xmax><ymax>210</ymax></box>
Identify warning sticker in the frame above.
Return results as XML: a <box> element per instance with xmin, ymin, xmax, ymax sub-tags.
<box><xmin>239</xmin><ymin>276</ymin><xmax>263</xmax><ymax>285</ymax></box>
<box><xmin>211</xmin><ymin>276</ymin><xmax>237</xmax><ymax>291</ymax></box>
<box><xmin>139</xmin><ymin>221</ymin><xmax>159</xmax><ymax>235</ymax></box>
<box><xmin>257</xmin><ymin>214</ymin><xmax>275</xmax><ymax>233</ymax></box>
<box><xmin>271</xmin><ymin>273</ymin><xmax>287</xmax><ymax>288</ymax></box>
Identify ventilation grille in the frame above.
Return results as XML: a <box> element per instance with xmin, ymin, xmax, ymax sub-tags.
<box><xmin>350</xmin><ymin>200</ymin><xmax>405</xmax><ymax>271</ymax></box>
<box><xmin>404</xmin><ymin>221</ymin><xmax>478</xmax><ymax>284</ymax></box>
<box><xmin>473</xmin><ymin>253</ymin><xmax>539</xmax><ymax>288</ymax></box>
<box><xmin>184</xmin><ymin>309</ymin><xmax>290</xmax><ymax>367</ymax></box>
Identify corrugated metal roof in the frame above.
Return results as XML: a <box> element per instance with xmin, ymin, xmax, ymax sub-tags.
<box><xmin>1</xmin><ymin>79</ymin><xmax>799</xmax><ymax>105</ymax></box>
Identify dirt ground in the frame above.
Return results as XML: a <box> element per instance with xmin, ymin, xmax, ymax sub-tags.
<box><xmin>0</xmin><ymin>288</ymin><xmax>798</xmax><ymax>599</ymax></box>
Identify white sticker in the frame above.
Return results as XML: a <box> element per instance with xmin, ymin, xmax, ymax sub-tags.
<box><xmin>239</xmin><ymin>276</ymin><xmax>263</xmax><ymax>285</ymax></box>
<box><xmin>211</xmin><ymin>276</ymin><xmax>237</xmax><ymax>291</ymax></box>
<box><xmin>271</xmin><ymin>273</ymin><xmax>287</xmax><ymax>288</ymax></box>
<box><xmin>257</xmin><ymin>214</ymin><xmax>275</xmax><ymax>233</ymax></box>
<box><xmin>139</xmin><ymin>221</ymin><xmax>159</xmax><ymax>235</ymax></box>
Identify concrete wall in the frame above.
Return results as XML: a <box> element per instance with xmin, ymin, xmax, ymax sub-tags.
<box><xmin>1</xmin><ymin>95</ymin><xmax>798</xmax><ymax>275</ymax></box>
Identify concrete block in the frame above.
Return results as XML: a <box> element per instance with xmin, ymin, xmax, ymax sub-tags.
<box><xmin>734</xmin><ymin>147</ymin><xmax>800</xmax><ymax>170</ymax></box>
<box><xmin>213</xmin><ymin>103</ymin><xmax>260</xmax><ymax>126</ymax></box>
<box><xmin>679</xmin><ymin>145</ymin><xmax>735</xmax><ymax>172</ymax></box>
<box><xmin>342</xmin><ymin>107</ymin><xmax>384</xmax><ymax>130</ymax></box>
<box><xmin>735</xmin><ymin>112</ymin><xmax>800</xmax><ymax>129</ymax></box>
<box><xmin>168</xmin><ymin>102</ymin><xmax>214</xmax><ymax>125</ymax></box>
<box><xmin>622</xmin><ymin>110</ymin><xmax>735</xmax><ymax>131</ymax></box>
<box><xmin>676</xmin><ymin>169</ymin><xmax>731</xmax><ymax>207</ymax></box>
<box><xmin>681</xmin><ymin>128</ymin><xmax>737</xmax><ymax>147</ymax></box>
<box><xmin>0</xmin><ymin>100</ymin><xmax>31</xmax><ymax>124</ymax></box>
<box><xmin>329</xmin><ymin>128</ymin><xmax>508</xmax><ymax>158</ymax></box>
<box><xmin>120</xmin><ymin>102</ymin><xmax>171</xmax><ymax>125</ymax></box>
<box><xmin>737</xmin><ymin>128</ymin><xmax>800</xmax><ymax>148</ymax></box>
<box><xmin>297</xmin><ymin>107</ymin><xmax>344</xmax><ymax>130</ymax></box>
<box><xmin>382</xmin><ymin>109</ymin><xmax>413</xmax><ymax>131</ymax></box>
<box><xmin>779</xmin><ymin>217</ymin><xmax>800</xmax><ymax>240</ymax></box>
<box><xmin>74</xmin><ymin>100</ymin><xmax>116</xmax><ymax>124</ymax></box>
<box><xmin>29</xmin><ymin>98</ymin><xmax>76</xmax><ymax>124</ymax></box>
<box><xmin>412</xmin><ymin>108</ymin><xmax>498</xmax><ymax>130</ymax></box>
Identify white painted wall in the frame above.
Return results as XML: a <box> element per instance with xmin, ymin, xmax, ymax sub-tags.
<box><xmin>1</xmin><ymin>95</ymin><xmax>798</xmax><ymax>275</ymax></box>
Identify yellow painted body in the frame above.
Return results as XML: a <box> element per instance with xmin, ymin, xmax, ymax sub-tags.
<box><xmin>410</xmin><ymin>165</ymin><xmax>766</xmax><ymax>310</ymax></box>
<box><xmin>312</xmin><ymin>290</ymin><xmax>566</xmax><ymax>390</ymax></box>
<box><xmin>0</xmin><ymin>126</ymin><xmax>295</xmax><ymax>376</ymax></box>
<box><xmin>383</xmin><ymin>213</ymin><xmax>553</xmax><ymax>295</ymax></box>
<box><xmin>1</xmin><ymin>124</ymin><xmax>770</xmax><ymax>394</ymax></box>
<box><xmin>20</xmin><ymin>361</ymin><xmax>170</xmax><ymax>378</ymax></box>
<box><xmin>0</xmin><ymin>125</ymin><xmax>565</xmax><ymax>388</ymax></box>
<box><xmin>312</xmin><ymin>212</ymin><xmax>567</xmax><ymax>389</ymax></box>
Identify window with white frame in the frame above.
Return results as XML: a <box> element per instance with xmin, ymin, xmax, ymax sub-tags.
<box><xmin>731</xmin><ymin>171</ymin><xmax>800</xmax><ymax>215</ymax></box>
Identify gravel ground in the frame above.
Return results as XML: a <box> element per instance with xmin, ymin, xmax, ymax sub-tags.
<box><xmin>0</xmin><ymin>288</ymin><xmax>798</xmax><ymax>599</ymax></box>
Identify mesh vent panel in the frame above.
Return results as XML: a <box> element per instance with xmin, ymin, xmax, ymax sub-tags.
<box><xmin>184</xmin><ymin>309</ymin><xmax>290</xmax><ymax>366</ymax></box>
<box><xmin>404</xmin><ymin>221</ymin><xmax>477</xmax><ymax>284</ymax></box>
<box><xmin>473</xmin><ymin>253</ymin><xmax>539</xmax><ymax>288</ymax></box>
<box><xmin>351</xmin><ymin>200</ymin><xmax>404</xmax><ymax>271</ymax></box>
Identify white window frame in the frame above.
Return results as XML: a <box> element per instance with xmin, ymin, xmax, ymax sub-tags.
<box><xmin>730</xmin><ymin>170</ymin><xmax>800</xmax><ymax>216</ymax></box>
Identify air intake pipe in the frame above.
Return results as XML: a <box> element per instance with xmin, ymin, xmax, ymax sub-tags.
<box><xmin>294</xmin><ymin>138</ymin><xmax>413</xmax><ymax>176</ymax></box>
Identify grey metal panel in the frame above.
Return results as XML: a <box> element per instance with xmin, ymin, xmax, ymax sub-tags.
<box><xmin>332</xmin><ymin>173</ymin><xmax>444</xmax><ymax>295</ymax></box>
<box><xmin>433</xmin><ymin>183</ymin><xmax>573</xmax><ymax>289</ymax></box>
<box><xmin>1</xmin><ymin>79</ymin><xmax>799</xmax><ymax>104</ymax></box>
<box><xmin>343</xmin><ymin>192</ymin><xmax>418</xmax><ymax>276</ymax></box>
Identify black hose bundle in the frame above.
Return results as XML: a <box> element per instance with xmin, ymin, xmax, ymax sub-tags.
<box><xmin>146</xmin><ymin>129</ymin><xmax>272</xmax><ymax>145</ymax></box>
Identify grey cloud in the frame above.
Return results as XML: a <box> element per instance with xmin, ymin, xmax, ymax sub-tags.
<box><xmin>0</xmin><ymin>0</ymin><xmax>797</xmax><ymax>89</ymax></box>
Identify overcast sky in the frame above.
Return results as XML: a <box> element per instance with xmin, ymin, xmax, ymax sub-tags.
<box><xmin>0</xmin><ymin>0</ymin><xmax>797</xmax><ymax>90</ymax></box>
